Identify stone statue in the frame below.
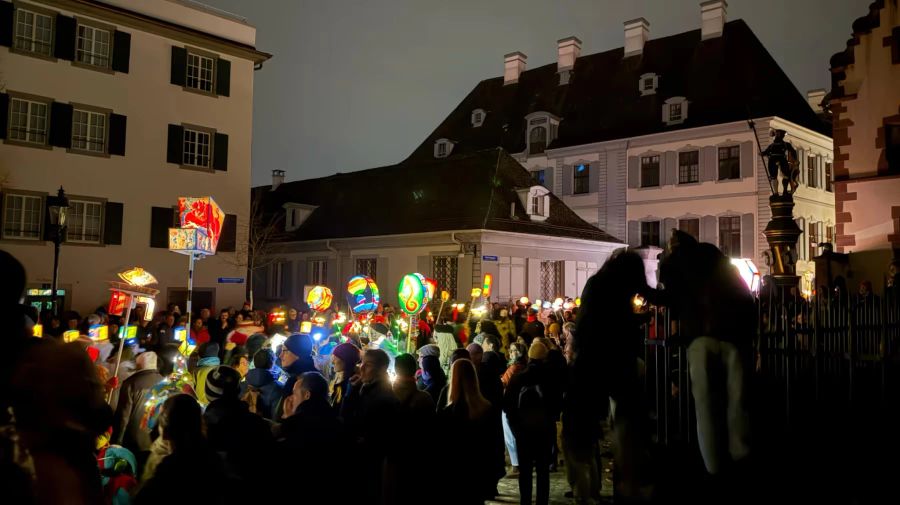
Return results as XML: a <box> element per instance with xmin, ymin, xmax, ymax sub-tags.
<box><xmin>761</xmin><ymin>129</ymin><xmax>799</xmax><ymax>195</ymax></box>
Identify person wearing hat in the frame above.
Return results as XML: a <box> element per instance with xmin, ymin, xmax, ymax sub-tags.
<box><xmin>503</xmin><ymin>341</ymin><xmax>563</xmax><ymax>505</ymax></box>
<box><xmin>193</xmin><ymin>342</ymin><xmax>221</xmax><ymax>405</ymax></box>
<box><xmin>433</xmin><ymin>324</ymin><xmax>459</xmax><ymax>373</ymax></box>
<box><xmin>520</xmin><ymin>308</ymin><xmax>546</xmax><ymax>346</ymax></box>
<box><xmin>330</xmin><ymin>342</ymin><xmax>360</xmax><ymax>415</ymax></box>
<box><xmin>278</xmin><ymin>333</ymin><xmax>317</xmax><ymax>405</ymax></box>
<box><xmin>244</xmin><ymin>349</ymin><xmax>285</xmax><ymax>421</ymax></box>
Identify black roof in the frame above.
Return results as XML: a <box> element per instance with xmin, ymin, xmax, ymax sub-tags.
<box><xmin>255</xmin><ymin>149</ymin><xmax>621</xmax><ymax>243</ymax></box>
<box><xmin>408</xmin><ymin>19</ymin><xmax>830</xmax><ymax>160</ymax></box>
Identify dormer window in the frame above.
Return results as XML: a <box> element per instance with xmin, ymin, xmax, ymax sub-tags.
<box><xmin>663</xmin><ymin>97</ymin><xmax>688</xmax><ymax>125</ymax></box>
<box><xmin>517</xmin><ymin>185</ymin><xmax>551</xmax><ymax>222</ymax></box>
<box><xmin>525</xmin><ymin>112</ymin><xmax>560</xmax><ymax>155</ymax></box>
<box><xmin>283</xmin><ymin>203</ymin><xmax>317</xmax><ymax>232</ymax></box>
<box><xmin>471</xmin><ymin>109</ymin><xmax>486</xmax><ymax>127</ymax></box>
<box><xmin>434</xmin><ymin>138</ymin><xmax>454</xmax><ymax>158</ymax></box>
<box><xmin>639</xmin><ymin>73</ymin><xmax>658</xmax><ymax>96</ymax></box>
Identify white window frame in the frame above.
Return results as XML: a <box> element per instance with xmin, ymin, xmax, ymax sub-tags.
<box><xmin>718</xmin><ymin>215</ymin><xmax>742</xmax><ymax>258</ymax></box>
<box><xmin>471</xmin><ymin>108</ymin><xmax>485</xmax><ymax>127</ymax></box>
<box><xmin>71</xmin><ymin>108</ymin><xmax>108</xmax><ymax>154</ymax></box>
<box><xmin>639</xmin><ymin>72</ymin><xmax>658</xmax><ymax>96</ymax></box>
<box><xmin>182</xmin><ymin>127</ymin><xmax>212</xmax><ymax>168</ymax></box>
<box><xmin>525</xmin><ymin>186</ymin><xmax>550</xmax><ymax>221</ymax></box>
<box><xmin>525</xmin><ymin>112</ymin><xmax>559</xmax><ymax>156</ymax></box>
<box><xmin>662</xmin><ymin>97</ymin><xmax>688</xmax><ymax>125</ymax></box>
<box><xmin>2</xmin><ymin>192</ymin><xmax>43</xmax><ymax>240</ymax></box>
<box><xmin>573</xmin><ymin>163</ymin><xmax>591</xmax><ymax>194</ymax></box>
<box><xmin>186</xmin><ymin>51</ymin><xmax>216</xmax><ymax>93</ymax></box>
<box><xmin>8</xmin><ymin>96</ymin><xmax>49</xmax><ymax>145</ymax></box>
<box><xmin>434</xmin><ymin>138</ymin><xmax>453</xmax><ymax>158</ymax></box>
<box><xmin>309</xmin><ymin>259</ymin><xmax>328</xmax><ymax>285</ymax></box>
<box><xmin>75</xmin><ymin>23</ymin><xmax>112</xmax><ymax>68</ymax></box>
<box><xmin>14</xmin><ymin>7</ymin><xmax>53</xmax><ymax>56</ymax></box>
<box><xmin>66</xmin><ymin>199</ymin><xmax>104</xmax><ymax>244</ymax></box>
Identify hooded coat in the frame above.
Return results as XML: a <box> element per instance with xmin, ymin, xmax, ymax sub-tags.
<box><xmin>244</xmin><ymin>366</ymin><xmax>285</xmax><ymax>420</ymax></box>
<box><xmin>112</xmin><ymin>368</ymin><xmax>163</xmax><ymax>454</ymax></box>
<box><xmin>204</xmin><ymin>397</ymin><xmax>275</xmax><ymax>483</ymax></box>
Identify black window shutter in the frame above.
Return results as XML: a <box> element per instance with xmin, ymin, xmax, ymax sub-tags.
<box><xmin>218</xmin><ymin>214</ymin><xmax>237</xmax><ymax>252</ymax></box>
<box><xmin>213</xmin><ymin>133</ymin><xmax>228</xmax><ymax>171</ymax></box>
<box><xmin>150</xmin><ymin>206</ymin><xmax>174</xmax><ymax>248</ymax></box>
<box><xmin>170</xmin><ymin>46</ymin><xmax>187</xmax><ymax>86</ymax></box>
<box><xmin>0</xmin><ymin>93</ymin><xmax>8</xmax><ymax>139</ymax></box>
<box><xmin>215</xmin><ymin>58</ymin><xmax>231</xmax><ymax>96</ymax></box>
<box><xmin>48</xmin><ymin>102</ymin><xmax>73</xmax><ymax>148</ymax></box>
<box><xmin>111</xmin><ymin>31</ymin><xmax>131</xmax><ymax>73</ymax></box>
<box><xmin>108</xmin><ymin>113</ymin><xmax>127</xmax><ymax>156</ymax></box>
<box><xmin>166</xmin><ymin>124</ymin><xmax>184</xmax><ymax>164</ymax></box>
<box><xmin>103</xmin><ymin>202</ymin><xmax>124</xmax><ymax>245</ymax></box>
<box><xmin>54</xmin><ymin>15</ymin><xmax>76</xmax><ymax>60</ymax></box>
<box><xmin>0</xmin><ymin>2</ymin><xmax>13</xmax><ymax>47</ymax></box>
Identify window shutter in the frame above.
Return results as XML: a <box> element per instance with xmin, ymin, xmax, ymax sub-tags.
<box><xmin>54</xmin><ymin>15</ymin><xmax>76</xmax><ymax>60</ymax></box>
<box><xmin>108</xmin><ymin>113</ymin><xmax>127</xmax><ymax>156</ymax></box>
<box><xmin>253</xmin><ymin>267</ymin><xmax>268</xmax><ymax>301</ymax></box>
<box><xmin>0</xmin><ymin>2</ymin><xmax>12</xmax><ymax>47</ymax></box>
<box><xmin>295</xmin><ymin>259</ymin><xmax>308</xmax><ymax>292</ymax></box>
<box><xmin>0</xmin><ymin>93</ymin><xmax>8</xmax><ymax>139</ymax></box>
<box><xmin>103</xmin><ymin>202</ymin><xmax>124</xmax><ymax>245</ymax></box>
<box><xmin>627</xmin><ymin>220</ymin><xmax>640</xmax><ymax>248</ymax></box>
<box><xmin>543</xmin><ymin>168</ymin><xmax>554</xmax><ymax>193</ymax></box>
<box><xmin>664</xmin><ymin>151</ymin><xmax>677</xmax><ymax>186</ymax></box>
<box><xmin>627</xmin><ymin>157</ymin><xmax>639</xmax><ymax>189</ymax></box>
<box><xmin>213</xmin><ymin>133</ymin><xmax>229</xmax><ymax>171</ymax></box>
<box><xmin>218</xmin><ymin>214</ymin><xmax>237</xmax><ymax>252</ymax></box>
<box><xmin>111</xmin><ymin>31</ymin><xmax>131</xmax><ymax>73</ymax></box>
<box><xmin>740</xmin><ymin>141</ymin><xmax>754</xmax><ymax>179</ymax></box>
<box><xmin>150</xmin><ymin>206</ymin><xmax>174</xmax><ymax>248</ymax></box>
<box><xmin>796</xmin><ymin>218</ymin><xmax>806</xmax><ymax>260</ymax></box>
<box><xmin>701</xmin><ymin>146</ymin><xmax>716</xmax><ymax>182</ymax></box>
<box><xmin>48</xmin><ymin>102</ymin><xmax>73</xmax><ymax>148</ymax></box>
<box><xmin>281</xmin><ymin>260</ymin><xmax>294</xmax><ymax>301</ymax></box>
<box><xmin>216</xmin><ymin>58</ymin><xmax>231</xmax><ymax>97</ymax></box>
<box><xmin>562</xmin><ymin>165</ymin><xmax>573</xmax><ymax>195</ymax></box>
<box><xmin>588</xmin><ymin>164</ymin><xmax>599</xmax><ymax>193</ymax></box>
<box><xmin>41</xmin><ymin>201</ymin><xmax>52</xmax><ymax>241</ymax></box>
<box><xmin>170</xmin><ymin>46</ymin><xmax>187</xmax><ymax>86</ymax></box>
<box><xmin>662</xmin><ymin>218</ymin><xmax>676</xmax><ymax>248</ymax></box>
<box><xmin>166</xmin><ymin>124</ymin><xmax>184</xmax><ymax>164</ymax></box>
<box><xmin>700</xmin><ymin>215</ymin><xmax>717</xmax><ymax>245</ymax></box>
<box><xmin>797</xmin><ymin>148</ymin><xmax>806</xmax><ymax>185</ymax></box>
<box><xmin>816</xmin><ymin>155</ymin><xmax>824</xmax><ymax>189</ymax></box>
<box><xmin>741</xmin><ymin>213</ymin><xmax>754</xmax><ymax>259</ymax></box>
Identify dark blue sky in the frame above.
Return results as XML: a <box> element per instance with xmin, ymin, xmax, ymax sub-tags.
<box><xmin>203</xmin><ymin>0</ymin><xmax>869</xmax><ymax>186</ymax></box>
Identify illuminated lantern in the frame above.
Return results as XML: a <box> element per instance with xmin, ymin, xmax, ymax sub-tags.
<box><xmin>108</xmin><ymin>290</ymin><xmax>129</xmax><ymax>316</ymax></box>
<box><xmin>398</xmin><ymin>274</ymin><xmax>426</xmax><ymax>315</ymax></box>
<box><xmin>471</xmin><ymin>287</ymin><xmax>482</xmax><ymax>298</ymax></box>
<box><xmin>346</xmin><ymin>276</ymin><xmax>380</xmax><ymax>313</ymax></box>
<box><xmin>89</xmin><ymin>325</ymin><xmax>109</xmax><ymax>341</ymax></box>
<box><xmin>575</xmin><ymin>297</ymin><xmax>581</xmax><ymax>307</ymax></box>
<box><xmin>300</xmin><ymin>321</ymin><xmax>313</xmax><ymax>334</ymax></box>
<box><xmin>268</xmin><ymin>308</ymin><xmax>286</xmax><ymax>325</ymax></box>
<box><xmin>441</xmin><ymin>291</ymin><xmax>450</xmax><ymax>302</ymax></box>
<box><xmin>519</xmin><ymin>296</ymin><xmax>529</xmax><ymax>305</ymax></box>
<box><xmin>33</xmin><ymin>324</ymin><xmax>43</xmax><ymax>338</ymax></box>
<box><xmin>118</xmin><ymin>267</ymin><xmax>157</xmax><ymax>287</ymax></box>
<box><xmin>730</xmin><ymin>258</ymin><xmax>761</xmax><ymax>293</ymax></box>
<box><xmin>135</xmin><ymin>296</ymin><xmax>156</xmax><ymax>322</ymax></box>
<box><xmin>118</xmin><ymin>325</ymin><xmax>137</xmax><ymax>343</ymax></box>
<box><xmin>423</xmin><ymin>276</ymin><xmax>438</xmax><ymax>305</ymax></box>
<box><xmin>552</xmin><ymin>297</ymin><xmax>564</xmax><ymax>310</ymax></box>
<box><xmin>306</xmin><ymin>286</ymin><xmax>334</xmax><ymax>312</ymax></box>
<box><xmin>63</xmin><ymin>330</ymin><xmax>80</xmax><ymax>343</ymax></box>
<box><xmin>482</xmin><ymin>274</ymin><xmax>493</xmax><ymax>297</ymax></box>
<box><xmin>177</xmin><ymin>197</ymin><xmax>225</xmax><ymax>251</ymax></box>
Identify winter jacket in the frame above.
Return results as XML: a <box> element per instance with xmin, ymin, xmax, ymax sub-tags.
<box><xmin>521</xmin><ymin>319</ymin><xmax>545</xmax><ymax>345</ymax></box>
<box><xmin>340</xmin><ymin>378</ymin><xmax>399</xmax><ymax>503</ymax></box>
<box><xmin>112</xmin><ymin>368</ymin><xmax>163</xmax><ymax>454</ymax></box>
<box><xmin>494</xmin><ymin>319</ymin><xmax>516</xmax><ymax>350</ymax></box>
<box><xmin>418</xmin><ymin>355</ymin><xmax>447</xmax><ymax>404</ymax></box>
<box><xmin>436</xmin><ymin>401</ymin><xmax>496</xmax><ymax>504</ymax></box>
<box><xmin>204</xmin><ymin>397</ymin><xmax>275</xmax><ymax>483</ymax></box>
<box><xmin>135</xmin><ymin>446</ymin><xmax>227</xmax><ymax>505</ymax></box>
<box><xmin>331</xmin><ymin>374</ymin><xmax>353</xmax><ymax>415</ymax></box>
<box><xmin>503</xmin><ymin>360</ymin><xmax>563</xmax><ymax>438</ymax></box>
<box><xmin>191</xmin><ymin>327</ymin><xmax>211</xmax><ymax>346</ymax></box>
<box><xmin>244</xmin><ymin>367</ymin><xmax>285</xmax><ymax>420</ymax></box>
<box><xmin>392</xmin><ymin>377</ymin><xmax>435</xmax><ymax>428</ymax></box>
<box><xmin>501</xmin><ymin>361</ymin><xmax>526</xmax><ymax>389</ymax></box>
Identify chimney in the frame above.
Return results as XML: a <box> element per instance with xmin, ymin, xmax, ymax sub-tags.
<box><xmin>806</xmin><ymin>89</ymin><xmax>826</xmax><ymax>113</ymax></box>
<box><xmin>271</xmin><ymin>169</ymin><xmax>285</xmax><ymax>191</ymax></box>
<box><xmin>557</xmin><ymin>36</ymin><xmax>582</xmax><ymax>85</ymax></box>
<box><xmin>624</xmin><ymin>18</ymin><xmax>649</xmax><ymax>57</ymax></box>
<box><xmin>700</xmin><ymin>0</ymin><xmax>727</xmax><ymax>40</ymax></box>
<box><xmin>504</xmin><ymin>52</ymin><xmax>527</xmax><ymax>85</ymax></box>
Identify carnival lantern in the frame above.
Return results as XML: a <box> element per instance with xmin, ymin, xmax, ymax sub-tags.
<box><xmin>398</xmin><ymin>273</ymin><xmax>428</xmax><ymax>353</ymax></box>
<box><xmin>307</xmin><ymin>285</ymin><xmax>334</xmax><ymax>313</ymax></box>
<box><xmin>107</xmin><ymin>266</ymin><xmax>159</xmax><ymax>401</ymax></box>
<box><xmin>346</xmin><ymin>275</ymin><xmax>380</xmax><ymax>314</ymax></box>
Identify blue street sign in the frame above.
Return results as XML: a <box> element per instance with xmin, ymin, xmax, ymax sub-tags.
<box><xmin>482</xmin><ymin>255</ymin><xmax>499</xmax><ymax>261</ymax></box>
<box><xmin>218</xmin><ymin>277</ymin><xmax>245</xmax><ymax>284</ymax></box>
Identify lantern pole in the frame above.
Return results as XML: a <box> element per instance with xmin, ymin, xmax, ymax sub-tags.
<box><xmin>108</xmin><ymin>297</ymin><xmax>134</xmax><ymax>402</ymax></box>
<box><xmin>186</xmin><ymin>252</ymin><xmax>196</xmax><ymax>324</ymax></box>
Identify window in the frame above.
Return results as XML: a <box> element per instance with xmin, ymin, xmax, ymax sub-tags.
<box><xmin>639</xmin><ymin>73</ymin><xmax>658</xmax><ymax>95</ymax></box>
<box><xmin>66</xmin><ymin>200</ymin><xmax>102</xmax><ymax>243</ymax></box>
<box><xmin>471</xmin><ymin>109</ymin><xmax>485</xmax><ymax>127</ymax></box>
<box><xmin>718</xmin><ymin>216</ymin><xmax>741</xmax><ymax>257</ymax></box>
<box><xmin>355</xmin><ymin>258</ymin><xmax>377</xmax><ymax>280</ymax></box>
<box><xmin>663</xmin><ymin>97</ymin><xmax>687</xmax><ymax>124</ymax></box>
<box><xmin>825</xmin><ymin>162</ymin><xmax>833</xmax><ymax>192</ymax></box>
<box><xmin>529</xmin><ymin>126</ymin><xmax>547</xmax><ymax>155</ymax></box>
<box><xmin>437</xmin><ymin>142</ymin><xmax>447</xmax><ymax>157</ymax></box>
<box><xmin>540</xmin><ymin>260</ymin><xmax>563</xmax><ymax>300</ymax></box>
<box><xmin>267</xmin><ymin>261</ymin><xmax>284</xmax><ymax>299</ymax></box>
<box><xmin>309</xmin><ymin>260</ymin><xmax>328</xmax><ymax>285</ymax></box>
<box><xmin>8</xmin><ymin>97</ymin><xmax>49</xmax><ymax>145</ymax></box>
<box><xmin>807</xmin><ymin>156</ymin><xmax>818</xmax><ymax>188</ymax></box>
<box><xmin>532</xmin><ymin>169</ymin><xmax>545</xmax><ymax>186</ymax></box>
<box><xmin>574</xmin><ymin>164</ymin><xmax>590</xmax><ymax>194</ymax></box>
<box><xmin>76</xmin><ymin>24</ymin><xmax>111</xmax><ymax>68</ymax></box>
<box><xmin>669</xmin><ymin>103</ymin><xmax>682</xmax><ymax>122</ymax></box>
<box><xmin>641</xmin><ymin>155</ymin><xmax>660</xmax><ymax>187</ymax></box>
<box><xmin>2</xmin><ymin>193</ymin><xmax>42</xmax><ymax>240</ymax></box>
<box><xmin>434</xmin><ymin>139</ymin><xmax>452</xmax><ymax>158</ymax></box>
<box><xmin>530</xmin><ymin>193</ymin><xmax>546</xmax><ymax>215</ymax></box>
<box><xmin>14</xmin><ymin>8</ymin><xmax>53</xmax><ymax>56</ymax></box>
<box><xmin>186</xmin><ymin>52</ymin><xmax>215</xmax><ymax>93</ymax></box>
<box><xmin>678</xmin><ymin>151</ymin><xmax>699</xmax><ymax>184</ymax></box>
<box><xmin>808</xmin><ymin>222</ymin><xmax>819</xmax><ymax>259</ymax></box>
<box><xmin>526</xmin><ymin>114</ymin><xmax>558</xmax><ymax>156</ymax></box>
<box><xmin>72</xmin><ymin>109</ymin><xmax>107</xmax><ymax>153</ymax></box>
<box><xmin>826</xmin><ymin>225</ymin><xmax>835</xmax><ymax>246</ymax></box>
<box><xmin>432</xmin><ymin>256</ymin><xmax>458</xmax><ymax>299</ymax></box>
<box><xmin>640</xmin><ymin>221</ymin><xmax>660</xmax><ymax>248</ymax></box>
<box><xmin>643</xmin><ymin>78</ymin><xmax>654</xmax><ymax>90</ymax></box>
<box><xmin>183</xmin><ymin>128</ymin><xmax>211</xmax><ymax>168</ymax></box>
<box><xmin>718</xmin><ymin>146</ymin><xmax>740</xmax><ymax>180</ymax></box>
<box><xmin>679</xmin><ymin>218</ymin><xmax>700</xmax><ymax>240</ymax></box>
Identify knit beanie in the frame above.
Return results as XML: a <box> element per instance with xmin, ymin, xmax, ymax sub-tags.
<box><xmin>417</xmin><ymin>343</ymin><xmax>440</xmax><ymax>359</ymax></box>
<box><xmin>205</xmin><ymin>365</ymin><xmax>242</xmax><ymax>401</ymax></box>
<box><xmin>201</xmin><ymin>342</ymin><xmax>220</xmax><ymax>359</ymax></box>
<box><xmin>284</xmin><ymin>333</ymin><xmax>313</xmax><ymax>357</ymax></box>
<box><xmin>332</xmin><ymin>342</ymin><xmax>361</xmax><ymax>367</ymax></box>
<box><xmin>528</xmin><ymin>341</ymin><xmax>549</xmax><ymax>361</ymax></box>
<box><xmin>473</xmin><ymin>333</ymin><xmax>487</xmax><ymax>346</ymax></box>
<box><xmin>136</xmin><ymin>351</ymin><xmax>158</xmax><ymax>371</ymax></box>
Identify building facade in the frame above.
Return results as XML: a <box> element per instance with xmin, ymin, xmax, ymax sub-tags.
<box><xmin>412</xmin><ymin>1</ymin><xmax>834</xmax><ymax>284</ymax></box>
<box><xmin>0</xmin><ymin>0</ymin><xmax>269</xmax><ymax>314</ymax></box>
<box><xmin>830</xmin><ymin>0</ymin><xmax>900</xmax><ymax>289</ymax></box>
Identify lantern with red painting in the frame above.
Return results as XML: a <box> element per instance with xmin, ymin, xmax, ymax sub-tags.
<box><xmin>108</xmin><ymin>290</ymin><xmax>128</xmax><ymax>316</ymax></box>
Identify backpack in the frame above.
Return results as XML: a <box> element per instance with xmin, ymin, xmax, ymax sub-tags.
<box><xmin>517</xmin><ymin>383</ymin><xmax>547</xmax><ymax>432</ymax></box>
<box><xmin>241</xmin><ymin>385</ymin><xmax>261</xmax><ymax>415</ymax></box>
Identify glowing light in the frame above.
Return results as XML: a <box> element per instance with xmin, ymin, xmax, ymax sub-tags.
<box><xmin>300</xmin><ymin>321</ymin><xmax>313</xmax><ymax>334</ymax></box>
<box><xmin>563</xmin><ymin>301</ymin><xmax>575</xmax><ymax>310</ymax></box>
<box><xmin>306</xmin><ymin>285</ymin><xmax>334</xmax><ymax>312</ymax></box>
<box><xmin>88</xmin><ymin>325</ymin><xmax>109</xmax><ymax>341</ymax></box>
<box><xmin>270</xmin><ymin>333</ymin><xmax>287</xmax><ymax>351</ymax></box>
<box><xmin>632</xmin><ymin>295</ymin><xmax>646</xmax><ymax>313</ymax></box>
<box><xmin>63</xmin><ymin>330</ymin><xmax>80</xmax><ymax>343</ymax></box>
<box><xmin>135</xmin><ymin>296</ymin><xmax>156</xmax><ymax>322</ymax></box>
<box><xmin>32</xmin><ymin>324</ymin><xmax>42</xmax><ymax>338</ymax></box>
<box><xmin>346</xmin><ymin>275</ymin><xmax>380</xmax><ymax>313</ymax></box>
<box><xmin>482</xmin><ymin>274</ymin><xmax>493</xmax><ymax>297</ymax></box>
<box><xmin>399</xmin><ymin>319</ymin><xmax>409</xmax><ymax>331</ymax></box>
<box><xmin>108</xmin><ymin>290</ymin><xmax>129</xmax><ymax>316</ymax></box>
<box><xmin>519</xmin><ymin>297</ymin><xmax>530</xmax><ymax>305</ymax></box>
<box><xmin>730</xmin><ymin>258</ymin><xmax>761</xmax><ymax>293</ymax></box>
<box><xmin>177</xmin><ymin>197</ymin><xmax>224</xmax><ymax>250</ymax></box>
<box><xmin>542</xmin><ymin>301</ymin><xmax>552</xmax><ymax>309</ymax></box>
<box><xmin>336</xmin><ymin>312</ymin><xmax>347</xmax><ymax>324</ymax></box>
<box><xmin>534</xmin><ymin>299</ymin><xmax>542</xmax><ymax>307</ymax></box>
<box><xmin>269</xmin><ymin>308</ymin><xmax>286</xmax><ymax>325</ymax></box>
<box><xmin>575</xmin><ymin>298</ymin><xmax>581</xmax><ymax>307</ymax></box>
<box><xmin>441</xmin><ymin>291</ymin><xmax>450</xmax><ymax>302</ymax></box>
<box><xmin>415</xmin><ymin>274</ymin><xmax>437</xmax><ymax>305</ymax></box>
<box><xmin>117</xmin><ymin>267</ymin><xmax>157</xmax><ymax>287</ymax></box>
<box><xmin>398</xmin><ymin>273</ymin><xmax>426</xmax><ymax>315</ymax></box>
<box><xmin>310</xmin><ymin>326</ymin><xmax>328</xmax><ymax>342</ymax></box>
<box><xmin>471</xmin><ymin>287</ymin><xmax>482</xmax><ymax>298</ymax></box>
<box><xmin>118</xmin><ymin>325</ymin><xmax>137</xmax><ymax>342</ymax></box>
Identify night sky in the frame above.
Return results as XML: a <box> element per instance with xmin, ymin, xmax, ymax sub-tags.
<box><xmin>202</xmin><ymin>0</ymin><xmax>870</xmax><ymax>186</ymax></box>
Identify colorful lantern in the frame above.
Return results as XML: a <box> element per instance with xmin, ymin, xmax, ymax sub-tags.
<box><xmin>177</xmin><ymin>197</ymin><xmax>225</xmax><ymax>251</ymax></box>
<box><xmin>730</xmin><ymin>258</ymin><xmax>761</xmax><ymax>293</ymax></box>
<box><xmin>135</xmin><ymin>296</ymin><xmax>156</xmax><ymax>322</ymax></box>
<box><xmin>346</xmin><ymin>275</ymin><xmax>380</xmax><ymax>313</ymax></box>
<box><xmin>306</xmin><ymin>286</ymin><xmax>334</xmax><ymax>312</ymax></box>
<box><xmin>471</xmin><ymin>287</ymin><xmax>482</xmax><ymax>298</ymax></box>
<box><xmin>575</xmin><ymin>297</ymin><xmax>581</xmax><ymax>307</ymax></box>
<box><xmin>519</xmin><ymin>296</ymin><xmax>529</xmax><ymax>305</ymax></box>
<box><xmin>168</xmin><ymin>228</ymin><xmax>214</xmax><ymax>255</ymax></box>
<box><xmin>300</xmin><ymin>321</ymin><xmax>313</xmax><ymax>334</ymax></box>
<box><xmin>117</xmin><ymin>267</ymin><xmax>157</xmax><ymax>287</ymax></box>
<box><xmin>32</xmin><ymin>324</ymin><xmax>42</xmax><ymax>338</ymax></box>
<box><xmin>441</xmin><ymin>290</ymin><xmax>450</xmax><ymax>302</ymax></box>
<box><xmin>118</xmin><ymin>325</ymin><xmax>137</xmax><ymax>343</ymax></box>
<box><xmin>482</xmin><ymin>274</ymin><xmax>493</xmax><ymax>297</ymax></box>
<box><xmin>108</xmin><ymin>290</ymin><xmax>128</xmax><ymax>316</ymax></box>
<box><xmin>89</xmin><ymin>325</ymin><xmax>109</xmax><ymax>341</ymax></box>
<box><xmin>63</xmin><ymin>330</ymin><xmax>80</xmax><ymax>343</ymax></box>
<box><xmin>398</xmin><ymin>274</ymin><xmax>426</xmax><ymax>315</ymax></box>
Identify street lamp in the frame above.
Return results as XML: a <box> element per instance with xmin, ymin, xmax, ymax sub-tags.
<box><xmin>47</xmin><ymin>186</ymin><xmax>69</xmax><ymax>316</ymax></box>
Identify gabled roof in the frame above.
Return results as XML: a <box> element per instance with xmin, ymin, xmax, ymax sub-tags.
<box><xmin>408</xmin><ymin>19</ymin><xmax>830</xmax><ymax>161</ymax></box>
<box><xmin>254</xmin><ymin>149</ymin><xmax>622</xmax><ymax>244</ymax></box>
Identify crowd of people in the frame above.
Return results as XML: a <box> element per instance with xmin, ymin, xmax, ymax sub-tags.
<box><xmin>0</xmin><ymin>228</ymin><xmax>758</xmax><ymax>505</ymax></box>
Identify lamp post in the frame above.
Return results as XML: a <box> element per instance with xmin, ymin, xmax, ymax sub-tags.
<box><xmin>48</xmin><ymin>186</ymin><xmax>69</xmax><ymax>316</ymax></box>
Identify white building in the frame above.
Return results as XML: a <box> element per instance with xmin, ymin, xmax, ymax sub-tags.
<box><xmin>0</xmin><ymin>0</ymin><xmax>270</xmax><ymax>314</ymax></box>
<box><xmin>413</xmin><ymin>1</ymin><xmax>835</xmax><ymax>282</ymax></box>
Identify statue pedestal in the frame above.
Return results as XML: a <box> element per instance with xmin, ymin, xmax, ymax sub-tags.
<box><xmin>764</xmin><ymin>193</ymin><xmax>802</xmax><ymax>288</ymax></box>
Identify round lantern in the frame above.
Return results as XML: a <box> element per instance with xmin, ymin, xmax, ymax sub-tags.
<box><xmin>346</xmin><ymin>275</ymin><xmax>380</xmax><ymax>314</ymax></box>
<box><xmin>306</xmin><ymin>285</ymin><xmax>334</xmax><ymax>312</ymax></box>
<box><xmin>397</xmin><ymin>273</ymin><xmax>426</xmax><ymax>315</ymax></box>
